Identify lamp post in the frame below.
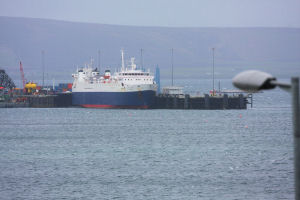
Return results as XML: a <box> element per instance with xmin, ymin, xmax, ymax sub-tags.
<box><xmin>171</xmin><ymin>48</ymin><xmax>174</xmax><ymax>86</ymax></box>
<box><xmin>212</xmin><ymin>48</ymin><xmax>215</xmax><ymax>95</ymax></box>
<box><xmin>232</xmin><ymin>70</ymin><xmax>300</xmax><ymax>200</ymax></box>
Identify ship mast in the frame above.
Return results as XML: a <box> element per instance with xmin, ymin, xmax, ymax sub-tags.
<box><xmin>140</xmin><ymin>48</ymin><xmax>143</xmax><ymax>71</ymax></box>
<box><xmin>121</xmin><ymin>49</ymin><xmax>125</xmax><ymax>71</ymax></box>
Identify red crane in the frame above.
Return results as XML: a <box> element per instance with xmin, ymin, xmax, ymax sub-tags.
<box><xmin>19</xmin><ymin>61</ymin><xmax>26</xmax><ymax>93</ymax></box>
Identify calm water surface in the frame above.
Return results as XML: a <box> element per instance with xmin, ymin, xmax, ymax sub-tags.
<box><xmin>0</xmin><ymin>79</ymin><xmax>294</xmax><ymax>199</ymax></box>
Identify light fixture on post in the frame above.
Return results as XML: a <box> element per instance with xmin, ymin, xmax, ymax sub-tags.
<box><xmin>233</xmin><ymin>70</ymin><xmax>299</xmax><ymax>200</ymax></box>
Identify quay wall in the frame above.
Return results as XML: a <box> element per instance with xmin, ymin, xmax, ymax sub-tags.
<box><xmin>0</xmin><ymin>93</ymin><xmax>247</xmax><ymax>109</ymax></box>
<box><xmin>0</xmin><ymin>93</ymin><xmax>72</xmax><ymax>108</ymax></box>
<box><xmin>152</xmin><ymin>94</ymin><xmax>247</xmax><ymax>109</ymax></box>
<box><xmin>27</xmin><ymin>93</ymin><xmax>72</xmax><ymax>108</ymax></box>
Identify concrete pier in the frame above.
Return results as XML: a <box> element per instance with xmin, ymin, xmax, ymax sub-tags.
<box><xmin>0</xmin><ymin>93</ymin><xmax>247</xmax><ymax>109</ymax></box>
<box><xmin>0</xmin><ymin>93</ymin><xmax>72</xmax><ymax>108</ymax></box>
<box><xmin>27</xmin><ymin>93</ymin><xmax>72</xmax><ymax>108</ymax></box>
<box><xmin>152</xmin><ymin>94</ymin><xmax>247</xmax><ymax>109</ymax></box>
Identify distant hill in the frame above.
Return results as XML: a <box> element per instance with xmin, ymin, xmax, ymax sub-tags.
<box><xmin>0</xmin><ymin>16</ymin><xmax>299</xmax><ymax>85</ymax></box>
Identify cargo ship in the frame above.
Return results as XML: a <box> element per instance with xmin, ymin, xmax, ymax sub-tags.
<box><xmin>72</xmin><ymin>50</ymin><xmax>157</xmax><ymax>108</ymax></box>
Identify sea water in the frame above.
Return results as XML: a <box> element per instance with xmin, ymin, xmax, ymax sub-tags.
<box><xmin>0</xmin><ymin>79</ymin><xmax>294</xmax><ymax>199</ymax></box>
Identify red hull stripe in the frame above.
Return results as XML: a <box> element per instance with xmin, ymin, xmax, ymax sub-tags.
<box><xmin>82</xmin><ymin>104</ymin><xmax>149</xmax><ymax>109</ymax></box>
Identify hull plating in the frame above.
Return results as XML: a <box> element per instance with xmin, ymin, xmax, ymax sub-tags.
<box><xmin>72</xmin><ymin>90</ymin><xmax>156</xmax><ymax>108</ymax></box>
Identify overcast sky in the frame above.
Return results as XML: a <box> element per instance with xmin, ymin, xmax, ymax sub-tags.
<box><xmin>0</xmin><ymin>0</ymin><xmax>299</xmax><ymax>27</ymax></box>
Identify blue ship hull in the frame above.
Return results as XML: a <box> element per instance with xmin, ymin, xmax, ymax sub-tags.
<box><xmin>72</xmin><ymin>90</ymin><xmax>156</xmax><ymax>108</ymax></box>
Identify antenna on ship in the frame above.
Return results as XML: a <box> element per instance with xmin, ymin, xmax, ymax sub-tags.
<box><xmin>130</xmin><ymin>57</ymin><xmax>137</xmax><ymax>70</ymax></box>
<box><xmin>121</xmin><ymin>49</ymin><xmax>125</xmax><ymax>71</ymax></box>
<box><xmin>140</xmin><ymin>48</ymin><xmax>144</xmax><ymax>71</ymax></box>
<box><xmin>89</xmin><ymin>57</ymin><xmax>94</xmax><ymax>68</ymax></box>
<box><xmin>98</xmin><ymin>50</ymin><xmax>101</xmax><ymax>73</ymax></box>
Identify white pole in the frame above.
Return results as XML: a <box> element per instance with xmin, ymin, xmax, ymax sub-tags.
<box><xmin>212</xmin><ymin>48</ymin><xmax>215</xmax><ymax>94</ymax></box>
<box><xmin>98</xmin><ymin>50</ymin><xmax>101</xmax><ymax>73</ymax></box>
<box><xmin>292</xmin><ymin>77</ymin><xmax>300</xmax><ymax>200</ymax></box>
<box><xmin>42</xmin><ymin>50</ymin><xmax>45</xmax><ymax>88</ymax></box>
<box><xmin>140</xmin><ymin>48</ymin><xmax>143</xmax><ymax>70</ymax></box>
<box><xmin>121</xmin><ymin>49</ymin><xmax>125</xmax><ymax>71</ymax></box>
<box><xmin>171</xmin><ymin>48</ymin><xmax>174</xmax><ymax>86</ymax></box>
